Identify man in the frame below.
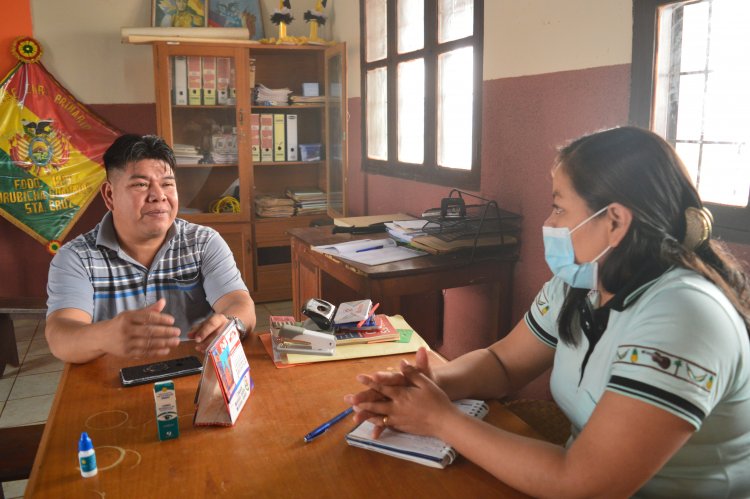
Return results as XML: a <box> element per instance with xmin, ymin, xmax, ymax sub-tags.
<box><xmin>45</xmin><ymin>134</ymin><xmax>255</xmax><ymax>363</ymax></box>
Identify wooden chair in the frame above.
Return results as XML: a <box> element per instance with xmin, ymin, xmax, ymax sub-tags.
<box><xmin>0</xmin><ymin>424</ymin><xmax>45</xmax><ymax>499</ymax></box>
<box><xmin>0</xmin><ymin>297</ymin><xmax>47</xmax><ymax>376</ymax></box>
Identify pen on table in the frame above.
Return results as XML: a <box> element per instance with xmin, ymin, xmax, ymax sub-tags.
<box><xmin>303</xmin><ymin>407</ymin><xmax>354</xmax><ymax>443</ymax></box>
<box><xmin>355</xmin><ymin>244</ymin><xmax>384</xmax><ymax>253</ymax></box>
<box><xmin>357</xmin><ymin>302</ymin><xmax>380</xmax><ymax>328</ymax></box>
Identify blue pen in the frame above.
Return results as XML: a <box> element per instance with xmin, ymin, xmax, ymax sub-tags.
<box><xmin>303</xmin><ymin>407</ymin><xmax>354</xmax><ymax>443</ymax></box>
<box><xmin>355</xmin><ymin>245</ymin><xmax>384</xmax><ymax>253</ymax></box>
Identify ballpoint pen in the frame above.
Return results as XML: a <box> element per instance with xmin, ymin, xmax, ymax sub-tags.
<box><xmin>357</xmin><ymin>302</ymin><xmax>380</xmax><ymax>328</ymax></box>
<box><xmin>303</xmin><ymin>407</ymin><xmax>354</xmax><ymax>443</ymax></box>
<box><xmin>355</xmin><ymin>245</ymin><xmax>384</xmax><ymax>253</ymax></box>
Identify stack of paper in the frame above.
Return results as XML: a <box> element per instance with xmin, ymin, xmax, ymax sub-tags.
<box><xmin>173</xmin><ymin>143</ymin><xmax>203</xmax><ymax>165</ymax></box>
<box><xmin>254</xmin><ymin>194</ymin><xmax>295</xmax><ymax>218</ymax></box>
<box><xmin>312</xmin><ymin>238</ymin><xmax>427</xmax><ymax>266</ymax></box>
<box><xmin>385</xmin><ymin>220</ymin><xmax>429</xmax><ymax>243</ymax></box>
<box><xmin>285</xmin><ymin>186</ymin><xmax>327</xmax><ymax>215</ymax></box>
<box><xmin>254</xmin><ymin>84</ymin><xmax>292</xmax><ymax>105</ymax></box>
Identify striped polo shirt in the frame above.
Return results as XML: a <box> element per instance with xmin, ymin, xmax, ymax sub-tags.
<box><xmin>525</xmin><ymin>268</ymin><xmax>750</xmax><ymax>497</ymax></box>
<box><xmin>47</xmin><ymin>212</ymin><xmax>247</xmax><ymax>336</ymax></box>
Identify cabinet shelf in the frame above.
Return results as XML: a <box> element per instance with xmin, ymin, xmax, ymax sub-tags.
<box><xmin>252</xmin><ymin>104</ymin><xmax>325</xmax><ymax>110</ymax></box>
<box><xmin>253</xmin><ymin>161</ymin><xmax>323</xmax><ymax>167</ymax></box>
<box><xmin>176</xmin><ymin>162</ymin><xmax>238</xmax><ymax>168</ymax></box>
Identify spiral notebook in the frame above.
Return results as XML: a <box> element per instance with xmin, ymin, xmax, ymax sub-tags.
<box><xmin>345</xmin><ymin>399</ymin><xmax>489</xmax><ymax>469</ymax></box>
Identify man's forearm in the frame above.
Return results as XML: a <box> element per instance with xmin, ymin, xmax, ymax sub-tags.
<box><xmin>45</xmin><ymin>315</ymin><xmax>108</xmax><ymax>364</ymax></box>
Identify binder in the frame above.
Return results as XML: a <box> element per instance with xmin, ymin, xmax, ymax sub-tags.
<box><xmin>286</xmin><ymin>114</ymin><xmax>298</xmax><ymax>161</ymax></box>
<box><xmin>259</xmin><ymin>114</ymin><xmax>274</xmax><ymax>162</ymax></box>
<box><xmin>187</xmin><ymin>56</ymin><xmax>202</xmax><ymax>105</ymax></box>
<box><xmin>174</xmin><ymin>56</ymin><xmax>188</xmax><ymax>105</ymax></box>
<box><xmin>217</xmin><ymin>57</ymin><xmax>230</xmax><ymax>105</ymax></box>
<box><xmin>273</xmin><ymin>114</ymin><xmax>286</xmax><ymax>162</ymax></box>
<box><xmin>202</xmin><ymin>56</ymin><xmax>217</xmax><ymax>106</ymax></box>
<box><xmin>250</xmin><ymin>113</ymin><xmax>261</xmax><ymax>162</ymax></box>
<box><xmin>228</xmin><ymin>63</ymin><xmax>236</xmax><ymax>105</ymax></box>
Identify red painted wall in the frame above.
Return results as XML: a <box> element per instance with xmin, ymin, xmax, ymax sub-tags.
<box><xmin>0</xmin><ymin>2</ymin><xmax>32</xmax><ymax>76</ymax></box>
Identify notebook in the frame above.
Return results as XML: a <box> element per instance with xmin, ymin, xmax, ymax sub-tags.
<box><xmin>345</xmin><ymin>399</ymin><xmax>489</xmax><ymax>469</ymax></box>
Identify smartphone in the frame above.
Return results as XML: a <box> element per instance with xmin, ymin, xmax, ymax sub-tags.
<box><xmin>119</xmin><ymin>356</ymin><xmax>203</xmax><ymax>387</ymax></box>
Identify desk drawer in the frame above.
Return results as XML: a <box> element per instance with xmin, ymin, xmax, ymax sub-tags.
<box><xmin>255</xmin><ymin>216</ymin><xmax>323</xmax><ymax>247</ymax></box>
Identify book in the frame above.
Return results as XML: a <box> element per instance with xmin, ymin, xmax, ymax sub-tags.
<box><xmin>346</xmin><ymin>399</ymin><xmax>490</xmax><ymax>469</ymax></box>
<box><xmin>334</xmin><ymin>315</ymin><xmax>400</xmax><ymax>345</ymax></box>
<box><xmin>193</xmin><ymin>319</ymin><xmax>253</xmax><ymax>426</ymax></box>
<box><xmin>334</xmin><ymin>213</ymin><xmax>416</xmax><ymax>228</ymax></box>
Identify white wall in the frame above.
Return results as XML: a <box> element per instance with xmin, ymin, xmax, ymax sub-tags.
<box><xmin>333</xmin><ymin>0</ymin><xmax>632</xmax><ymax>98</ymax></box>
<box><xmin>30</xmin><ymin>0</ymin><xmax>631</xmax><ymax>104</ymax></box>
<box><xmin>30</xmin><ymin>0</ymin><xmax>328</xmax><ymax>104</ymax></box>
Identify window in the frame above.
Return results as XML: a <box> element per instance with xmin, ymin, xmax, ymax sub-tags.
<box><xmin>630</xmin><ymin>0</ymin><xmax>750</xmax><ymax>243</ymax></box>
<box><xmin>360</xmin><ymin>0</ymin><xmax>484</xmax><ymax>189</ymax></box>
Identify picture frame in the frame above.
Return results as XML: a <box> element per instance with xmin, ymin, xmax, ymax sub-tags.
<box><xmin>152</xmin><ymin>0</ymin><xmax>208</xmax><ymax>28</ymax></box>
<box><xmin>208</xmin><ymin>0</ymin><xmax>265</xmax><ymax>40</ymax></box>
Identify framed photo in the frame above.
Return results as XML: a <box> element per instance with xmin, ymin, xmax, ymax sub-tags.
<box><xmin>208</xmin><ymin>0</ymin><xmax>265</xmax><ymax>40</ymax></box>
<box><xmin>153</xmin><ymin>0</ymin><xmax>208</xmax><ymax>28</ymax></box>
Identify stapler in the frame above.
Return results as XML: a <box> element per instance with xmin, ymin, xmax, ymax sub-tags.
<box><xmin>273</xmin><ymin>324</ymin><xmax>336</xmax><ymax>356</ymax></box>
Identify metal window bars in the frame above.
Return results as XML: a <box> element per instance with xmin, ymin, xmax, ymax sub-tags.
<box><xmin>420</xmin><ymin>189</ymin><xmax>521</xmax><ymax>262</ymax></box>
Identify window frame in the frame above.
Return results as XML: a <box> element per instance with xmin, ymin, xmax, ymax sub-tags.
<box><xmin>359</xmin><ymin>0</ymin><xmax>484</xmax><ymax>190</ymax></box>
<box><xmin>630</xmin><ymin>0</ymin><xmax>750</xmax><ymax>244</ymax></box>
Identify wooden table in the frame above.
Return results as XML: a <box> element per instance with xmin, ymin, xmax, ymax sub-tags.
<box><xmin>26</xmin><ymin>337</ymin><xmax>541</xmax><ymax>498</ymax></box>
<box><xmin>289</xmin><ymin>227</ymin><xmax>518</xmax><ymax>347</ymax></box>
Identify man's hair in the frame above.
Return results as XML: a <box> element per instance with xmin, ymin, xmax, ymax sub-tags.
<box><xmin>103</xmin><ymin>134</ymin><xmax>176</xmax><ymax>177</ymax></box>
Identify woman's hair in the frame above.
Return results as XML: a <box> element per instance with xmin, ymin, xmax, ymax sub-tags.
<box><xmin>555</xmin><ymin>126</ymin><xmax>750</xmax><ymax>345</ymax></box>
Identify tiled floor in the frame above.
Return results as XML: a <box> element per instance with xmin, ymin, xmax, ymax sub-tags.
<box><xmin>0</xmin><ymin>301</ymin><xmax>291</xmax><ymax>499</ymax></box>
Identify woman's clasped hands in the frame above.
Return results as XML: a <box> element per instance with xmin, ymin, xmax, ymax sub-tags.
<box><xmin>344</xmin><ymin>347</ymin><xmax>462</xmax><ymax>440</ymax></box>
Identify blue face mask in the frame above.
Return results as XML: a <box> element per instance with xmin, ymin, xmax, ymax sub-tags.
<box><xmin>542</xmin><ymin>206</ymin><xmax>611</xmax><ymax>289</ymax></box>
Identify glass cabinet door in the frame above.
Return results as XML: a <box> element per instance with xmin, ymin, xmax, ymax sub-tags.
<box><xmin>156</xmin><ymin>44</ymin><xmax>251</xmax><ymax>222</ymax></box>
<box><xmin>325</xmin><ymin>43</ymin><xmax>348</xmax><ymax>219</ymax></box>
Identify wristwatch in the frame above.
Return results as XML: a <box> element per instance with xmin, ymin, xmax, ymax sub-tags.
<box><xmin>225</xmin><ymin>315</ymin><xmax>248</xmax><ymax>341</ymax></box>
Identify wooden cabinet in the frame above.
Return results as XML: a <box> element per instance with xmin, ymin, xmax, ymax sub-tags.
<box><xmin>152</xmin><ymin>41</ymin><xmax>347</xmax><ymax>302</ymax></box>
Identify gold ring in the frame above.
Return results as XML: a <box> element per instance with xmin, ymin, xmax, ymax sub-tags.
<box><xmin>383</xmin><ymin>416</ymin><xmax>389</xmax><ymax>427</ymax></box>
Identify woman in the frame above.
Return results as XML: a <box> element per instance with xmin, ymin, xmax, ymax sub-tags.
<box><xmin>345</xmin><ymin>127</ymin><xmax>750</xmax><ymax>497</ymax></box>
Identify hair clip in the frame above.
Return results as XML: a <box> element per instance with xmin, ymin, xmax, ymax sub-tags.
<box><xmin>683</xmin><ymin>206</ymin><xmax>713</xmax><ymax>250</ymax></box>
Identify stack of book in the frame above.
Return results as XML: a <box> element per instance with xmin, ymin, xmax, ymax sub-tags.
<box><xmin>285</xmin><ymin>186</ymin><xmax>327</xmax><ymax>215</ymax></box>
<box><xmin>173</xmin><ymin>143</ymin><xmax>203</xmax><ymax>165</ymax></box>
<box><xmin>254</xmin><ymin>194</ymin><xmax>295</xmax><ymax>218</ymax></box>
<box><xmin>254</xmin><ymin>83</ymin><xmax>292</xmax><ymax>105</ymax></box>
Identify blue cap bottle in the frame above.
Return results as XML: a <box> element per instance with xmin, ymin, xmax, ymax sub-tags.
<box><xmin>78</xmin><ymin>432</ymin><xmax>98</xmax><ymax>477</ymax></box>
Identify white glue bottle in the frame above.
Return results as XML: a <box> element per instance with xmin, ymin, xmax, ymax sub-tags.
<box><xmin>78</xmin><ymin>432</ymin><xmax>98</xmax><ymax>477</ymax></box>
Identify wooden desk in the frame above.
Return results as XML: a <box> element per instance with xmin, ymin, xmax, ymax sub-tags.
<box><xmin>26</xmin><ymin>337</ymin><xmax>540</xmax><ymax>498</ymax></box>
<box><xmin>289</xmin><ymin>226</ymin><xmax>518</xmax><ymax>347</ymax></box>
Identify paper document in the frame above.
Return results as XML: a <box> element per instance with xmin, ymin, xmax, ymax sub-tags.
<box><xmin>313</xmin><ymin>238</ymin><xmax>426</xmax><ymax>266</ymax></box>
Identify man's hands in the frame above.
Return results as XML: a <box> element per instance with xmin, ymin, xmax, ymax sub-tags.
<box><xmin>187</xmin><ymin>313</ymin><xmax>231</xmax><ymax>353</ymax></box>
<box><xmin>110</xmin><ymin>298</ymin><xmax>181</xmax><ymax>358</ymax></box>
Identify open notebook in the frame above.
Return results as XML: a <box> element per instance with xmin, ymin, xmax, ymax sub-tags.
<box><xmin>345</xmin><ymin>399</ymin><xmax>489</xmax><ymax>469</ymax></box>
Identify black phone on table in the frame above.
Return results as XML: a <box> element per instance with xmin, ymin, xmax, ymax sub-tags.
<box><xmin>119</xmin><ymin>356</ymin><xmax>203</xmax><ymax>387</ymax></box>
